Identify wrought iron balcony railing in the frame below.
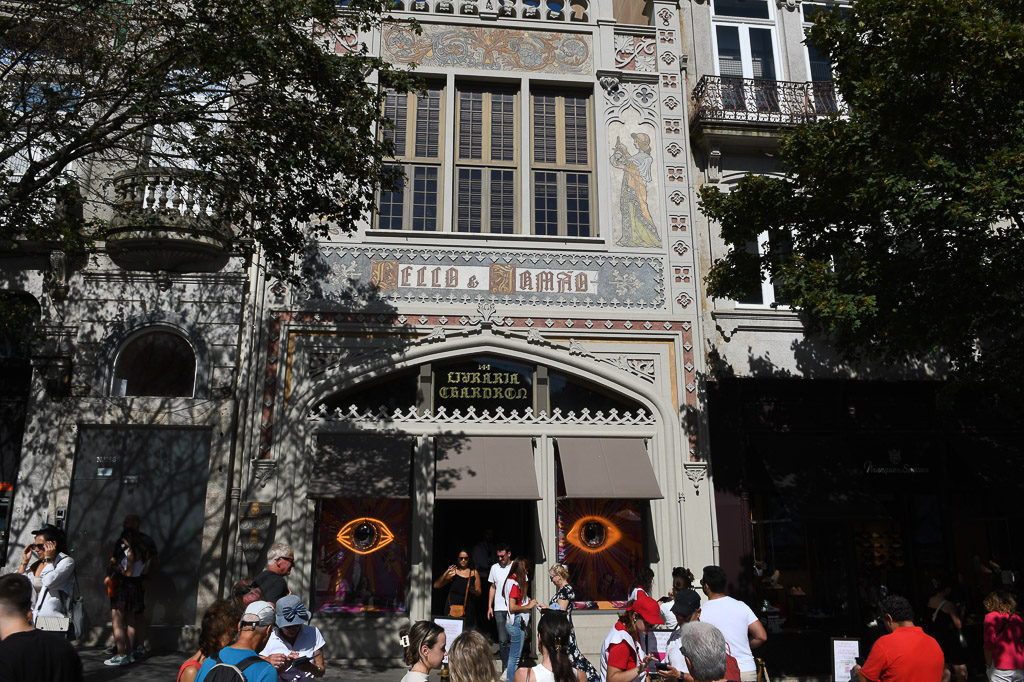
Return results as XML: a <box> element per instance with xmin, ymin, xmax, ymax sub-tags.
<box><xmin>691</xmin><ymin>76</ymin><xmax>845</xmax><ymax>126</ymax></box>
<box><xmin>104</xmin><ymin>167</ymin><xmax>232</xmax><ymax>271</ymax></box>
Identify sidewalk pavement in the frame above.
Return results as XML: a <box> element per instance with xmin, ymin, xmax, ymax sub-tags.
<box><xmin>80</xmin><ymin>646</ymin><xmax>422</xmax><ymax>681</ymax></box>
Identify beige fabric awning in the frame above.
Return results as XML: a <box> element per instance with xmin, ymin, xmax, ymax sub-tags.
<box><xmin>556</xmin><ymin>437</ymin><xmax>663</xmax><ymax>499</ymax></box>
<box><xmin>435</xmin><ymin>436</ymin><xmax>541</xmax><ymax>500</ymax></box>
<box><xmin>308</xmin><ymin>433</ymin><xmax>414</xmax><ymax>498</ymax></box>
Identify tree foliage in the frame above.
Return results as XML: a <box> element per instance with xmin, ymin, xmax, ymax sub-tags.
<box><xmin>699</xmin><ymin>0</ymin><xmax>1024</xmax><ymax>382</ymax></box>
<box><xmin>0</xmin><ymin>0</ymin><xmax>416</xmax><ymax>265</ymax></box>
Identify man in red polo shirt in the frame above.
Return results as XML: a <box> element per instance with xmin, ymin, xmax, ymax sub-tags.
<box><xmin>854</xmin><ymin>595</ymin><xmax>944</xmax><ymax>682</ymax></box>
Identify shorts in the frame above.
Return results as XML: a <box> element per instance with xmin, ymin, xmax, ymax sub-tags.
<box><xmin>111</xmin><ymin>576</ymin><xmax>146</xmax><ymax>614</ymax></box>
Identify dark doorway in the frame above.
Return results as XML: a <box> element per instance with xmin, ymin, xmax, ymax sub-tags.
<box><xmin>66</xmin><ymin>426</ymin><xmax>213</xmax><ymax>635</ymax></box>
<box><xmin>432</xmin><ymin>499</ymin><xmax>538</xmax><ymax>649</ymax></box>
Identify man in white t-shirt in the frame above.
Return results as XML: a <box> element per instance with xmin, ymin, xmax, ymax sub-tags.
<box><xmin>487</xmin><ymin>542</ymin><xmax>514</xmax><ymax>679</ymax></box>
<box><xmin>663</xmin><ymin>589</ymin><xmax>703</xmax><ymax>682</ymax></box>
<box><xmin>697</xmin><ymin>566</ymin><xmax>766</xmax><ymax>682</ymax></box>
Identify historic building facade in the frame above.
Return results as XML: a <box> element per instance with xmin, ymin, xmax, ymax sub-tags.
<box><xmin>1</xmin><ymin>0</ymin><xmax>719</xmax><ymax>656</ymax></box>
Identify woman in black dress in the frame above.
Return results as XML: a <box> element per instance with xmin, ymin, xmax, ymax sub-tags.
<box><xmin>926</xmin><ymin>578</ymin><xmax>968</xmax><ymax>682</ymax></box>
<box><xmin>434</xmin><ymin>548</ymin><xmax>482</xmax><ymax>625</ymax></box>
<box><xmin>546</xmin><ymin>563</ymin><xmax>599</xmax><ymax>682</ymax></box>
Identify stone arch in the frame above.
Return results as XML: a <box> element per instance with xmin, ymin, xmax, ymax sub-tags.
<box><xmin>100</xmin><ymin>312</ymin><xmax>211</xmax><ymax>398</ymax></box>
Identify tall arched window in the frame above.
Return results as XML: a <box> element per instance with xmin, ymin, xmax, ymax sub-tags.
<box><xmin>111</xmin><ymin>329</ymin><xmax>196</xmax><ymax>397</ymax></box>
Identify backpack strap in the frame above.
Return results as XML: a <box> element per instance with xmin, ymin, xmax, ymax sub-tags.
<box><xmin>235</xmin><ymin>655</ymin><xmax>262</xmax><ymax>672</ymax></box>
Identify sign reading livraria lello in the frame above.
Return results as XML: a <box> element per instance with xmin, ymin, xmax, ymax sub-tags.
<box><xmin>302</xmin><ymin>246</ymin><xmax>665</xmax><ymax>309</ymax></box>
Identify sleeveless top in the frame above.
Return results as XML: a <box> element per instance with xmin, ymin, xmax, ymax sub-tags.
<box><xmin>527</xmin><ymin>663</ymin><xmax>556</xmax><ymax>682</ymax></box>
<box><xmin>448</xmin><ymin>572</ymin><xmax>474</xmax><ymax>608</ymax></box>
<box><xmin>177</xmin><ymin>658</ymin><xmax>202</xmax><ymax>682</ymax></box>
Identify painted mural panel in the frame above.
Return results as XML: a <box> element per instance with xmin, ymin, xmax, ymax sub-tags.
<box><xmin>605</xmin><ymin>84</ymin><xmax>663</xmax><ymax>249</ymax></box>
<box><xmin>382</xmin><ymin>24</ymin><xmax>592</xmax><ymax>73</ymax></box>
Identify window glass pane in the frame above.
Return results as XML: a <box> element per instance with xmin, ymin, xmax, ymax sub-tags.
<box><xmin>714</xmin><ymin>0</ymin><xmax>769</xmax><ymax>19</ymax></box>
<box><xmin>806</xmin><ymin>40</ymin><xmax>834</xmax><ymax>81</ymax></box>
<box><xmin>769</xmin><ymin>229</ymin><xmax>793</xmax><ymax>305</ymax></box>
<box><xmin>316</xmin><ymin>499</ymin><xmax>409</xmax><ymax>613</ymax></box>
<box><xmin>716</xmin><ymin>26</ymin><xmax>743</xmax><ymax>77</ymax></box>
<box><xmin>415</xmin><ymin>88</ymin><xmax>441</xmax><ymax>158</ymax></box>
<box><xmin>411</xmin><ymin>166</ymin><xmax>438</xmax><ymax>231</ymax></box>
<box><xmin>456</xmin><ymin>168</ymin><xmax>482</xmax><ymax>232</ymax></box>
<box><xmin>378</xmin><ymin>165</ymin><xmax>405</xmax><ymax>230</ymax></box>
<box><xmin>112</xmin><ymin>331</ymin><xmax>195</xmax><ymax>397</ymax></box>
<box><xmin>491</xmin><ymin>91</ymin><xmax>516</xmax><ymax>162</ymax></box>
<box><xmin>549</xmin><ymin>369</ymin><xmax>642</xmax><ymax>414</ymax></box>
<box><xmin>566</xmin><ymin>173</ymin><xmax>590</xmax><ymax>237</ymax></box>
<box><xmin>564</xmin><ymin>96</ymin><xmax>589</xmax><ymax>165</ymax></box>
<box><xmin>749</xmin><ymin>28</ymin><xmax>777</xmax><ymax>80</ymax></box>
<box><xmin>491</xmin><ymin>170</ymin><xmax>516</xmax><ymax>234</ymax></box>
<box><xmin>534</xmin><ymin>171</ymin><xmax>558</xmax><ymax>236</ymax></box>
<box><xmin>556</xmin><ymin>498</ymin><xmax>644</xmax><ymax>610</ymax></box>
<box><xmin>383</xmin><ymin>91</ymin><xmax>407</xmax><ymax>154</ymax></box>
<box><xmin>737</xmin><ymin>238</ymin><xmax>764</xmax><ymax>305</ymax></box>
<box><xmin>458</xmin><ymin>91</ymin><xmax>483</xmax><ymax>160</ymax></box>
<box><xmin>533</xmin><ymin>94</ymin><xmax>558</xmax><ymax>164</ymax></box>
<box><xmin>319</xmin><ymin>368</ymin><xmax>419</xmax><ymax>413</ymax></box>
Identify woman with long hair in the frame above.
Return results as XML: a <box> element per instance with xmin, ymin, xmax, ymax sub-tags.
<box><xmin>433</xmin><ymin>547</ymin><xmax>483</xmax><ymax>623</ymax></box>
<box><xmin>515</xmin><ymin>611</ymin><xmax>587</xmax><ymax>682</ymax></box>
<box><xmin>600</xmin><ymin>593</ymin><xmax>663</xmax><ymax>682</ymax></box>
<box><xmin>106</xmin><ymin>527</ymin><xmax>151</xmax><ymax>666</ymax></box>
<box><xmin>400</xmin><ymin>620</ymin><xmax>447</xmax><ymax>682</ymax></box>
<box><xmin>926</xmin><ymin>577</ymin><xmax>968</xmax><ymax>682</ymax></box>
<box><xmin>546</xmin><ymin>564</ymin><xmax>599</xmax><ymax>682</ymax></box>
<box><xmin>504</xmin><ymin>557</ymin><xmax>539</xmax><ymax>682</ymax></box>
<box><xmin>983</xmin><ymin>591</ymin><xmax>1024</xmax><ymax>682</ymax></box>
<box><xmin>449</xmin><ymin>630</ymin><xmax>500</xmax><ymax>682</ymax></box>
<box><xmin>177</xmin><ymin>599</ymin><xmax>240</xmax><ymax>682</ymax></box>
<box><xmin>628</xmin><ymin>567</ymin><xmax>655</xmax><ymax>602</ymax></box>
<box><xmin>15</xmin><ymin>524</ymin><xmax>75</xmax><ymax>626</ymax></box>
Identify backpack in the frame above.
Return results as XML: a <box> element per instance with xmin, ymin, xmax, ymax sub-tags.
<box><xmin>205</xmin><ymin>654</ymin><xmax>262</xmax><ymax>681</ymax></box>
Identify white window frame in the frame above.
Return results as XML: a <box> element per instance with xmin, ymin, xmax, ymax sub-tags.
<box><xmin>801</xmin><ymin>2</ymin><xmax>850</xmax><ymax>114</ymax></box>
<box><xmin>733</xmin><ymin>229</ymin><xmax>793</xmax><ymax>310</ymax></box>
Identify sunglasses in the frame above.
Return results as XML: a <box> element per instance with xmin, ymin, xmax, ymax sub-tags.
<box><xmin>458</xmin><ymin>556</ymin><xmax>470</xmax><ymax>561</ymax></box>
<box><xmin>31</xmin><ymin>544</ymin><xmax>45</xmax><ymax>550</ymax></box>
<box><xmin>278</xmin><ymin>556</ymin><xmax>295</xmax><ymax>566</ymax></box>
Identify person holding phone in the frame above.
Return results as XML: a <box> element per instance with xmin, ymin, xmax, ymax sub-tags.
<box><xmin>259</xmin><ymin>595</ymin><xmax>326</xmax><ymax>679</ymax></box>
<box><xmin>600</xmin><ymin>593</ymin><xmax>664</xmax><ymax>682</ymax></box>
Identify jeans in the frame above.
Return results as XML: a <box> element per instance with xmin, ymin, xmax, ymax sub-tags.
<box><xmin>495</xmin><ymin>610</ymin><xmax>510</xmax><ymax>670</ymax></box>
<box><xmin>506</xmin><ymin>614</ymin><xmax>525</xmax><ymax>682</ymax></box>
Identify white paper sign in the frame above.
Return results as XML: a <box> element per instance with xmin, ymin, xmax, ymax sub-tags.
<box><xmin>435</xmin><ymin>618</ymin><xmax>465</xmax><ymax>664</ymax></box>
<box><xmin>833</xmin><ymin>639</ymin><xmax>860</xmax><ymax>682</ymax></box>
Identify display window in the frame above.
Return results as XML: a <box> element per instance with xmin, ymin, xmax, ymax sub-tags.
<box><xmin>315</xmin><ymin>498</ymin><xmax>410</xmax><ymax>613</ymax></box>
<box><xmin>557</xmin><ymin>498</ymin><xmax>644</xmax><ymax>610</ymax></box>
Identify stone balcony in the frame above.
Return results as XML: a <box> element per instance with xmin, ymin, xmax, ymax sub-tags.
<box><xmin>103</xmin><ymin>167</ymin><xmax>232</xmax><ymax>272</ymax></box>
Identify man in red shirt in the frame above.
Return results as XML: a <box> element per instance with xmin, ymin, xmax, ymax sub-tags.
<box><xmin>854</xmin><ymin>595</ymin><xmax>944</xmax><ymax>682</ymax></box>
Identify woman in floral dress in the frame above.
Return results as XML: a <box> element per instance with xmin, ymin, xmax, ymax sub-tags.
<box><xmin>546</xmin><ymin>564</ymin><xmax>599</xmax><ymax>682</ymax></box>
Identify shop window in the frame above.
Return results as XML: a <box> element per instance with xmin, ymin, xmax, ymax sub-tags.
<box><xmin>111</xmin><ymin>329</ymin><xmax>196</xmax><ymax>397</ymax></box>
<box><xmin>319</xmin><ymin>368</ymin><xmax>420</xmax><ymax>414</ymax></box>
<box><xmin>556</xmin><ymin>498</ymin><xmax>645</xmax><ymax>610</ymax></box>
<box><xmin>434</xmin><ymin>355</ymin><xmax>533</xmax><ymax>413</ymax></box>
<box><xmin>549</xmin><ymin>370</ymin><xmax>643</xmax><ymax>415</ymax></box>
<box><xmin>315</xmin><ymin>498</ymin><xmax>410</xmax><ymax>613</ymax></box>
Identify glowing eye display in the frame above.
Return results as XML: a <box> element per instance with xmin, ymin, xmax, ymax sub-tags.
<box><xmin>566</xmin><ymin>515</ymin><xmax>623</xmax><ymax>554</ymax></box>
<box><xmin>337</xmin><ymin>517</ymin><xmax>395</xmax><ymax>555</ymax></box>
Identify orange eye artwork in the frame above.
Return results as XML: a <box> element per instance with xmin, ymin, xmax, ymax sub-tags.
<box><xmin>336</xmin><ymin>517</ymin><xmax>395</xmax><ymax>555</ymax></box>
<box><xmin>565</xmin><ymin>515</ymin><xmax>623</xmax><ymax>554</ymax></box>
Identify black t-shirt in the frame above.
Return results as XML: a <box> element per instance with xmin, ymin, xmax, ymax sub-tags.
<box><xmin>253</xmin><ymin>569</ymin><xmax>288</xmax><ymax>603</ymax></box>
<box><xmin>0</xmin><ymin>629</ymin><xmax>83</xmax><ymax>682</ymax></box>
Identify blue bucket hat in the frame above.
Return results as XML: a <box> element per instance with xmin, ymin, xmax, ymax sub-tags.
<box><xmin>275</xmin><ymin>595</ymin><xmax>310</xmax><ymax>628</ymax></box>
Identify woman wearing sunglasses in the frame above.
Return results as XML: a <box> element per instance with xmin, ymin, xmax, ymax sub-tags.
<box><xmin>433</xmin><ymin>548</ymin><xmax>482</xmax><ymax>623</ymax></box>
<box><xmin>600</xmin><ymin>593</ymin><xmax>664</xmax><ymax>682</ymax></box>
<box><xmin>15</xmin><ymin>523</ymin><xmax>75</xmax><ymax>628</ymax></box>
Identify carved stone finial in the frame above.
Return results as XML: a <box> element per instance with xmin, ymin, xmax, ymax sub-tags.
<box><xmin>476</xmin><ymin>299</ymin><xmax>497</xmax><ymax>323</ymax></box>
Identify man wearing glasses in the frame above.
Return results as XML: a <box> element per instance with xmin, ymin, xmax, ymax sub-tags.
<box><xmin>254</xmin><ymin>544</ymin><xmax>295</xmax><ymax>605</ymax></box>
<box><xmin>487</xmin><ymin>542</ymin><xmax>515</xmax><ymax>680</ymax></box>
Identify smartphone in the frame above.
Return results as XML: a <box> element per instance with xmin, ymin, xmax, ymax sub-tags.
<box><xmin>289</xmin><ymin>656</ymin><xmax>311</xmax><ymax>668</ymax></box>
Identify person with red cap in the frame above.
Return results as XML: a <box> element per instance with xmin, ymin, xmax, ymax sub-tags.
<box><xmin>600</xmin><ymin>592</ymin><xmax>664</xmax><ymax>682</ymax></box>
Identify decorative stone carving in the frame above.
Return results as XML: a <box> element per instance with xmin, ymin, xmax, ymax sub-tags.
<box><xmin>47</xmin><ymin>251</ymin><xmax>69</xmax><ymax>301</ymax></box>
<box><xmin>604</xmin><ymin>82</ymin><xmax>660</xmax><ymax>127</ymax></box>
<box><xmin>597</xmin><ymin>70</ymin><xmax>622</xmax><ymax>93</ymax></box>
<box><xmin>614</xmin><ymin>34</ymin><xmax>657</xmax><ymax>72</ymax></box>
<box><xmin>310</xmin><ymin>403</ymin><xmax>656</xmax><ymax>426</ymax></box>
<box><xmin>253</xmin><ymin>460</ymin><xmax>277</xmax><ymax>488</ymax></box>
<box><xmin>684</xmin><ymin>463</ymin><xmax>707</xmax><ymax>493</ymax></box>
<box><xmin>707</xmin><ymin>146</ymin><xmax>722</xmax><ymax>183</ymax></box>
<box><xmin>776</xmin><ymin>0</ymin><xmax>801</xmax><ymax>9</ymax></box>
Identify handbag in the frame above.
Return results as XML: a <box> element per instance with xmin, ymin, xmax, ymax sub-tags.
<box><xmin>449</xmin><ymin>574</ymin><xmax>472</xmax><ymax>618</ymax></box>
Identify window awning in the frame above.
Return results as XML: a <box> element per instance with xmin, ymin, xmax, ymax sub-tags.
<box><xmin>308</xmin><ymin>433</ymin><xmax>414</xmax><ymax>498</ymax></box>
<box><xmin>435</xmin><ymin>437</ymin><xmax>541</xmax><ymax>500</ymax></box>
<box><xmin>556</xmin><ymin>438</ymin><xmax>663</xmax><ymax>499</ymax></box>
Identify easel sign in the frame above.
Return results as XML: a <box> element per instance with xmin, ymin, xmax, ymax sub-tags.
<box><xmin>832</xmin><ymin>638</ymin><xmax>860</xmax><ymax>682</ymax></box>
<box><xmin>434</xmin><ymin>618</ymin><xmax>464</xmax><ymax>664</ymax></box>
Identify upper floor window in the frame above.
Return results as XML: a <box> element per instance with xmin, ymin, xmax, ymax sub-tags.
<box><xmin>736</xmin><ymin>229</ymin><xmax>792</xmax><ymax>308</ymax></box>
<box><xmin>531</xmin><ymin>88</ymin><xmax>593</xmax><ymax>237</ymax></box>
<box><xmin>378</xmin><ymin>84</ymin><xmax>445</xmax><ymax>231</ymax></box>
<box><xmin>713</xmin><ymin>0</ymin><xmax>770</xmax><ymax>20</ymax></box>
<box><xmin>455</xmin><ymin>85</ymin><xmax>518</xmax><ymax>234</ymax></box>
<box><xmin>111</xmin><ymin>330</ymin><xmax>196</xmax><ymax>397</ymax></box>
<box><xmin>802</xmin><ymin>3</ymin><xmax>851</xmax><ymax>114</ymax></box>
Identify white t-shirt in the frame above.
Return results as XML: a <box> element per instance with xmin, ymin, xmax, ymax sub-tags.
<box><xmin>660</xmin><ymin>601</ymin><xmax>678</xmax><ymax>629</ymax></box>
<box><xmin>488</xmin><ymin>561</ymin><xmax>513</xmax><ymax>611</ymax></box>
<box><xmin>699</xmin><ymin>596</ymin><xmax>758</xmax><ymax>673</ymax></box>
<box><xmin>400</xmin><ymin>673</ymin><xmax>429</xmax><ymax>682</ymax></box>
<box><xmin>665</xmin><ymin>629</ymin><xmax>690</xmax><ymax>675</ymax></box>
<box><xmin>260</xmin><ymin>624</ymin><xmax>326</xmax><ymax>681</ymax></box>
<box><xmin>628</xmin><ymin>587</ymin><xmax>649</xmax><ymax>603</ymax></box>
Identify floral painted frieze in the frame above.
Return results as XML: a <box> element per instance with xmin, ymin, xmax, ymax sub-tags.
<box><xmin>382</xmin><ymin>24</ymin><xmax>592</xmax><ymax>73</ymax></box>
<box><xmin>299</xmin><ymin>246</ymin><xmax>665</xmax><ymax>309</ymax></box>
<box><xmin>614</xmin><ymin>34</ymin><xmax>657</xmax><ymax>72</ymax></box>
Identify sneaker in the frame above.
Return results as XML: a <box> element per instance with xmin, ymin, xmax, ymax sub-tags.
<box><xmin>104</xmin><ymin>654</ymin><xmax>133</xmax><ymax>666</ymax></box>
<box><xmin>103</xmin><ymin>644</ymin><xmax>117</xmax><ymax>655</ymax></box>
<box><xmin>499</xmin><ymin>671</ymin><xmax>507</xmax><ymax>682</ymax></box>
<box><xmin>133</xmin><ymin>646</ymin><xmax>146</xmax><ymax>659</ymax></box>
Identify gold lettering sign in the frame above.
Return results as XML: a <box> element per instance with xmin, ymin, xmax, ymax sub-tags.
<box><xmin>370</xmin><ymin>259</ymin><xmax>398</xmax><ymax>290</ymax></box>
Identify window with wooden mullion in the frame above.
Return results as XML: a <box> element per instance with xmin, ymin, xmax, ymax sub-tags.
<box><xmin>455</xmin><ymin>85</ymin><xmax>518</xmax><ymax>234</ymax></box>
<box><xmin>531</xmin><ymin>90</ymin><xmax>593</xmax><ymax>237</ymax></box>
<box><xmin>378</xmin><ymin>85</ymin><xmax>443</xmax><ymax>231</ymax></box>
